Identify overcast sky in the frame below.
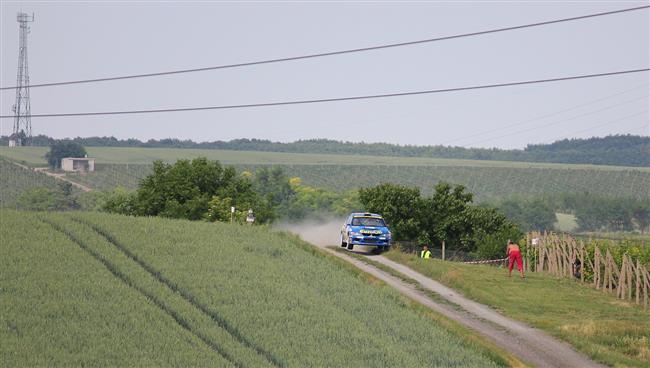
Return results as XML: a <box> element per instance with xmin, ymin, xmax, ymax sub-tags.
<box><xmin>1</xmin><ymin>1</ymin><xmax>648</xmax><ymax>149</ymax></box>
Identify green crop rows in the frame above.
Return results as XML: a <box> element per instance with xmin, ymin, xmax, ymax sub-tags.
<box><xmin>0</xmin><ymin>158</ymin><xmax>64</xmax><ymax>207</ymax></box>
<box><xmin>1</xmin><ymin>210</ymin><xmax>501</xmax><ymax>367</ymax></box>
<box><xmin>3</xmin><ymin>146</ymin><xmax>649</xmax><ymax>171</ymax></box>
<box><xmin>67</xmin><ymin>162</ymin><xmax>650</xmax><ymax>200</ymax></box>
<box><xmin>4</xmin><ymin>146</ymin><xmax>647</xmax><ymax>199</ymax></box>
<box><xmin>65</xmin><ymin>163</ymin><xmax>153</xmax><ymax>190</ymax></box>
<box><xmin>264</xmin><ymin>164</ymin><xmax>650</xmax><ymax>200</ymax></box>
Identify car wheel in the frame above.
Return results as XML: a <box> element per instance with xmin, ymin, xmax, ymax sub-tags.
<box><xmin>347</xmin><ymin>241</ymin><xmax>353</xmax><ymax>250</ymax></box>
<box><xmin>340</xmin><ymin>234</ymin><xmax>347</xmax><ymax>247</ymax></box>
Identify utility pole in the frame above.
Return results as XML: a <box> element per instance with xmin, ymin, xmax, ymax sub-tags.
<box><xmin>10</xmin><ymin>12</ymin><xmax>34</xmax><ymax>147</ymax></box>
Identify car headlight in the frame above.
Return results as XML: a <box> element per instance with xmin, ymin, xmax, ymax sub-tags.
<box><xmin>349</xmin><ymin>231</ymin><xmax>362</xmax><ymax>237</ymax></box>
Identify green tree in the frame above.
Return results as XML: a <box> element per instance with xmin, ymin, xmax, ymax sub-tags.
<box><xmin>419</xmin><ymin>183</ymin><xmax>474</xmax><ymax>247</ymax></box>
<box><xmin>632</xmin><ymin>203</ymin><xmax>650</xmax><ymax>233</ymax></box>
<box><xmin>496</xmin><ymin>198</ymin><xmax>556</xmax><ymax>231</ymax></box>
<box><xmin>121</xmin><ymin>158</ymin><xmax>273</xmax><ymax>223</ymax></box>
<box><xmin>358</xmin><ymin>183</ymin><xmax>423</xmax><ymax>241</ymax></box>
<box><xmin>253</xmin><ymin>167</ymin><xmax>296</xmax><ymax>207</ymax></box>
<box><xmin>45</xmin><ymin>141</ymin><xmax>87</xmax><ymax>168</ymax></box>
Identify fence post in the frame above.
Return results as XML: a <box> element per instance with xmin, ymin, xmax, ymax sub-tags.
<box><xmin>579</xmin><ymin>244</ymin><xmax>585</xmax><ymax>283</ymax></box>
<box><xmin>594</xmin><ymin>247</ymin><xmax>601</xmax><ymax>289</ymax></box>
<box><xmin>442</xmin><ymin>240</ymin><xmax>445</xmax><ymax>261</ymax></box>
<box><xmin>637</xmin><ymin>259</ymin><xmax>641</xmax><ymax>305</ymax></box>
<box><xmin>618</xmin><ymin>256</ymin><xmax>626</xmax><ymax>299</ymax></box>
<box><xmin>626</xmin><ymin>256</ymin><xmax>633</xmax><ymax>301</ymax></box>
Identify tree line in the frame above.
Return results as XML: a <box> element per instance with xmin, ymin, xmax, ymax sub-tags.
<box><xmin>490</xmin><ymin>193</ymin><xmax>650</xmax><ymax>233</ymax></box>
<box><xmin>5</xmin><ymin>134</ymin><xmax>648</xmax><ymax>167</ymax></box>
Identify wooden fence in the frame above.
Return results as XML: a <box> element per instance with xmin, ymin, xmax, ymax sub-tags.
<box><xmin>527</xmin><ymin>232</ymin><xmax>650</xmax><ymax>308</ymax></box>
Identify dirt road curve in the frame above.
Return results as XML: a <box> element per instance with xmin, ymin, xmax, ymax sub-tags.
<box><xmin>9</xmin><ymin>161</ymin><xmax>93</xmax><ymax>192</ymax></box>
<box><xmin>314</xmin><ymin>244</ymin><xmax>604</xmax><ymax>368</ymax></box>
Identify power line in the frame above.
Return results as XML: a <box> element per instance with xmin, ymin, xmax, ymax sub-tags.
<box><xmin>557</xmin><ymin>112</ymin><xmax>649</xmax><ymax>139</ymax></box>
<box><xmin>0</xmin><ymin>5</ymin><xmax>647</xmax><ymax>91</ymax></box>
<box><xmin>0</xmin><ymin>68</ymin><xmax>647</xmax><ymax>119</ymax></box>
<box><xmin>444</xmin><ymin>83</ymin><xmax>649</xmax><ymax>145</ymax></box>
<box><xmin>463</xmin><ymin>107</ymin><xmax>649</xmax><ymax>147</ymax></box>
<box><xmin>623</xmin><ymin>123</ymin><xmax>650</xmax><ymax>135</ymax></box>
<box><xmin>460</xmin><ymin>94</ymin><xmax>650</xmax><ymax>146</ymax></box>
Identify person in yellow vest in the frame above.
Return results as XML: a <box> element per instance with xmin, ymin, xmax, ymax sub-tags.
<box><xmin>420</xmin><ymin>244</ymin><xmax>431</xmax><ymax>259</ymax></box>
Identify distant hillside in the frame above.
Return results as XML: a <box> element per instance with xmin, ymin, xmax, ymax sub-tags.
<box><xmin>2</xmin><ymin>134</ymin><xmax>648</xmax><ymax>167</ymax></box>
<box><xmin>3</xmin><ymin>147</ymin><xmax>648</xmax><ymax>201</ymax></box>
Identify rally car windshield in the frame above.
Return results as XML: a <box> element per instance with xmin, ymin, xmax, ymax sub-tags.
<box><xmin>351</xmin><ymin>217</ymin><xmax>386</xmax><ymax>227</ymax></box>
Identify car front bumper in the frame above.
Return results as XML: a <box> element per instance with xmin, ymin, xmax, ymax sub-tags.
<box><xmin>349</xmin><ymin>237</ymin><xmax>391</xmax><ymax>248</ymax></box>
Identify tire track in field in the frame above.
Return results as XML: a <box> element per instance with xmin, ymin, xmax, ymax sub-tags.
<box><xmin>70</xmin><ymin>216</ymin><xmax>285</xmax><ymax>368</ymax></box>
<box><xmin>39</xmin><ymin>217</ymin><xmax>241</xmax><ymax>367</ymax></box>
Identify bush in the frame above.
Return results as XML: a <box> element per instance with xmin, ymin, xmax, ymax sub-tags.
<box><xmin>15</xmin><ymin>185</ymin><xmax>76</xmax><ymax>211</ymax></box>
<box><xmin>473</xmin><ymin>225</ymin><xmax>523</xmax><ymax>260</ymax></box>
<box><xmin>102</xmin><ymin>187</ymin><xmax>138</xmax><ymax>215</ymax></box>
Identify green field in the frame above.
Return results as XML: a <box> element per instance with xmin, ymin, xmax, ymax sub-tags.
<box><xmin>3</xmin><ymin>146</ymin><xmax>650</xmax><ymax>170</ymax></box>
<box><xmin>1</xmin><ymin>210</ymin><xmax>505</xmax><ymax>367</ymax></box>
<box><xmin>3</xmin><ymin>146</ymin><xmax>647</xmax><ymax>200</ymax></box>
<box><xmin>0</xmin><ymin>158</ymin><xmax>66</xmax><ymax>207</ymax></box>
<box><xmin>554</xmin><ymin>213</ymin><xmax>579</xmax><ymax>233</ymax></box>
<box><xmin>382</xmin><ymin>250</ymin><xmax>650</xmax><ymax>367</ymax></box>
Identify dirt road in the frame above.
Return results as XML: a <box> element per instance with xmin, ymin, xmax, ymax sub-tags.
<box><xmin>312</xmin><ymin>243</ymin><xmax>603</xmax><ymax>368</ymax></box>
<box><xmin>35</xmin><ymin>168</ymin><xmax>93</xmax><ymax>192</ymax></box>
<box><xmin>9</xmin><ymin>161</ymin><xmax>93</xmax><ymax>192</ymax></box>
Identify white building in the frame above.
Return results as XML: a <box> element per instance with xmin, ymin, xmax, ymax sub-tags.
<box><xmin>8</xmin><ymin>133</ymin><xmax>20</xmax><ymax>147</ymax></box>
<box><xmin>61</xmin><ymin>157</ymin><xmax>95</xmax><ymax>172</ymax></box>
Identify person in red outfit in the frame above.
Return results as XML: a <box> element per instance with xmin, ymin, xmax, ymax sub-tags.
<box><xmin>507</xmin><ymin>240</ymin><xmax>525</xmax><ymax>278</ymax></box>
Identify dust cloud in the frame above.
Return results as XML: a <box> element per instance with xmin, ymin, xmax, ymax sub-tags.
<box><xmin>274</xmin><ymin>217</ymin><xmax>345</xmax><ymax>247</ymax></box>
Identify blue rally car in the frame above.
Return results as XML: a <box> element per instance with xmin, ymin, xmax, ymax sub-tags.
<box><xmin>340</xmin><ymin>213</ymin><xmax>392</xmax><ymax>253</ymax></box>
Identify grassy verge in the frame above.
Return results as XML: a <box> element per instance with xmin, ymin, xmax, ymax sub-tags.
<box><xmin>383</xmin><ymin>249</ymin><xmax>650</xmax><ymax>367</ymax></box>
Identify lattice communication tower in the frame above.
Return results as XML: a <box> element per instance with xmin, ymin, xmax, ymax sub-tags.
<box><xmin>11</xmin><ymin>12</ymin><xmax>34</xmax><ymax>146</ymax></box>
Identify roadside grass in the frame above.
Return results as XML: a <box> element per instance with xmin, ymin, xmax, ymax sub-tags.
<box><xmin>383</xmin><ymin>249</ymin><xmax>650</xmax><ymax>368</ymax></box>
